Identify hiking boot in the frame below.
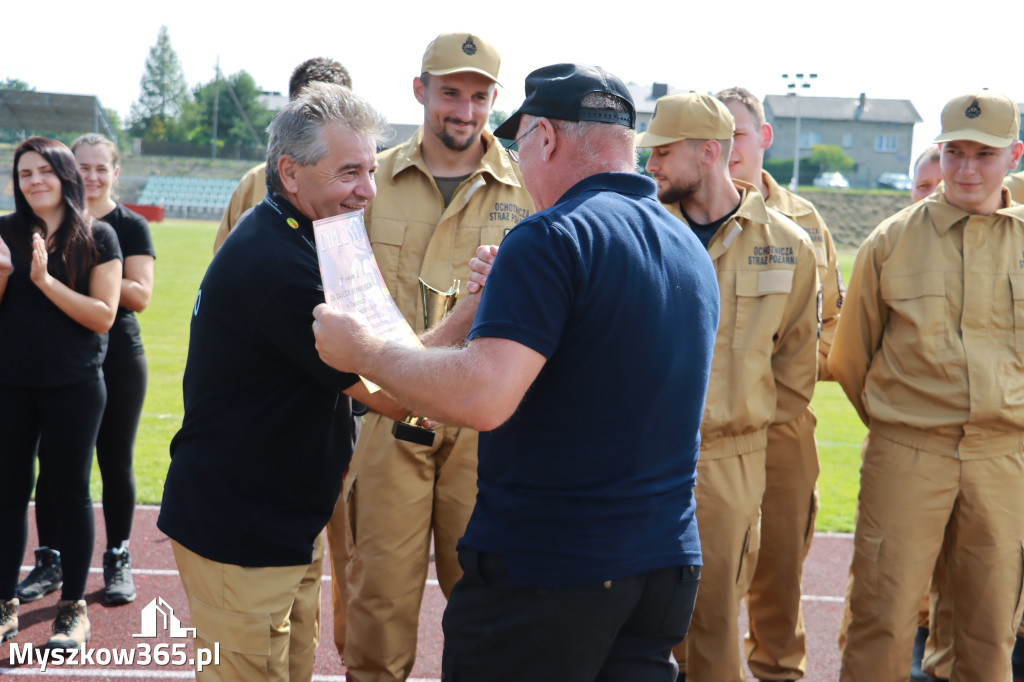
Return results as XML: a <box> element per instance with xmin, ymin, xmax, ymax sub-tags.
<box><xmin>0</xmin><ymin>598</ymin><xmax>18</xmax><ymax>643</ymax></box>
<box><xmin>16</xmin><ymin>547</ymin><xmax>62</xmax><ymax>603</ymax></box>
<box><xmin>46</xmin><ymin>599</ymin><xmax>90</xmax><ymax>649</ymax></box>
<box><xmin>103</xmin><ymin>548</ymin><xmax>137</xmax><ymax>605</ymax></box>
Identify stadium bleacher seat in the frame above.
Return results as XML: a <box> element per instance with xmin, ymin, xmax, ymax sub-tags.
<box><xmin>138</xmin><ymin>176</ymin><xmax>235</xmax><ymax>215</ymax></box>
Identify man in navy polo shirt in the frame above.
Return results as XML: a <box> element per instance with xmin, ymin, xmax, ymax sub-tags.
<box><xmin>312</xmin><ymin>64</ymin><xmax>720</xmax><ymax>681</ymax></box>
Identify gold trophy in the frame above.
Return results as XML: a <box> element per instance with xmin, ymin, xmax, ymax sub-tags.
<box><xmin>391</xmin><ymin>277</ymin><xmax>460</xmax><ymax>445</ymax></box>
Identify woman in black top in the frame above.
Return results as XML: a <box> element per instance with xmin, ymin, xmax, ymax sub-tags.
<box><xmin>0</xmin><ymin>137</ymin><xmax>122</xmax><ymax>649</ymax></box>
<box><xmin>21</xmin><ymin>135</ymin><xmax>156</xmax><ymax>608</ymax></box>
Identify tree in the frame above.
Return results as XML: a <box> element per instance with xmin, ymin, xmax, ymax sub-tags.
<box><xmin>1</xmin><ymin>78</ymin><xmax>33</xmax><ymax>91</ymax></box>
<box><xmin>488</xmin><ymin>109</ymin><xmax>509</xmax><ymax>137</ymax></box>
<box><xmin>809</xmin><ymin>144</ymin><xmax>855</xmax><ymax>174</ymax></box>
<box><xmin>103</xmin><ymin>108</ymin><xmax>128</xmax><ymax>151</ymax></box>
<box><xmin>186</xmin><ymin>70</ymin><xmax>273</xmax><ymax>149</ymax></box>
<box><xmin>129</xmin><ymin>26</ymin><xmax>188</xmax><ymax>141</ymax></box>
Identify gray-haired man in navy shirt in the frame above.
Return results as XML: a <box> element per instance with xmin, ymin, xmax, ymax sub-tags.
<box><xmin>312</xmin><ymin>64</ymin><xmax>720</xmax><ymax>682</ymax></box>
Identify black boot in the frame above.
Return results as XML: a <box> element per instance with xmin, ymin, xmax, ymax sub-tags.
<box><xmin>15</xmin><ymin>547</ymin><xmax>62</xmax><ymax>602</ymax></box>
<box><xmin>103</xmin><ymin>548</ymin><xmax>137</xmax><ymax>605</ymax></box>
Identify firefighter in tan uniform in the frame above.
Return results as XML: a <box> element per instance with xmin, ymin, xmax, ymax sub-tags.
<box><xmin>913</xmin><ymin>146</ymin><xmax>943</xmax><ymax>203</ymax></box>
<box><xmin>1010</xmin><ymin>167</ymin><xmax>1024</xmax><ymax>682</ymax></box>
<box><xmin>332</xmin><ymin>33</ymin><xmax>533</xmax><ymax>682</ymax></box>
<box><xmin>836</xmin><ymin>145</ymin><xmax>948</xmax><ymax>680</ymax></box>
<box><xmin>830</xmin><ymin>90</ymin><xmax>1024</xmax><ymax>682</ymax></box>
<box><xmin>638</xmin><ymin>92</ymin><xmax>819</xmax><ymax>682</ymax></box>
<box><xmin>213</xmin><ymin>163</ymin><xmax>266</xmax><ymax>252</ymax></box>
<box><xmin>714</xmin><ymin>87</ymin><xmax>842</xmax><ymax>682</ymax></box>
<box><xmin>922</xmin><ymin>167</ymin><xmax>1024</xmax><ymax>682</ymax></box>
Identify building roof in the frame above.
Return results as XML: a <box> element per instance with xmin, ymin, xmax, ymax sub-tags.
<box><xmin>0</xmin><ymin>89</ymin><xmax>118</xmax><ymax>138</ymax></box>
<box><xmin>626</xmin><ymin>82</ymin><xmax>690</xmax><ymax>115</ymax></box>
<box><xmin>764</xmin><ymin>94</ymin><xmax>922</xmax><ymax>124</ymax></box>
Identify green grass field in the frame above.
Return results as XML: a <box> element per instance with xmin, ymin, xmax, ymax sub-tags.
<box><xmin>97</xmin><ymin>220</ymin><xmax>215</xmax><ymax>506</ymax></box>
<box><xmin>101</xmin><ymin>222</ymin><xmax>866</xmax><ymax>532</ymax></box>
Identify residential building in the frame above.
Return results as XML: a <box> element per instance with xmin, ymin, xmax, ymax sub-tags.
<box><xmin>764</xmin><ymin>93</ymin><xmax>921</xmax><ymax>189</ymax></box>
<box><xmin>627</xmin><ymin>82</ymin><xmax>690</xmax><ymax>133</ymax></box>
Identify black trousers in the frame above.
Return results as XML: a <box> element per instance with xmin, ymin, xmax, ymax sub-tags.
<box><xmin>36</xmin><ymin>353</ymin><xmax>147</xmax><ymax>549</ymax></box>
<box><xmin>0</xmin><ymin>378</ymin><xmax>104</xmax><ymax>601</ymax></box>
<box><xmin>442</xmin><ymin>548</ymin><xmax>700</xmax><ymax>682</ymax></box>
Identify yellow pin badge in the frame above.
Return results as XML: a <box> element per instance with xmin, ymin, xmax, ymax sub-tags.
<box><xmin>287</xmin><ymin>217</ymin><xmax>299</xmax><ymax>229</ymax></box>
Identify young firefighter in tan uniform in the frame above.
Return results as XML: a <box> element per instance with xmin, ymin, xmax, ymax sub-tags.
<box><xmin>638</xmin><ymin>92</ymin><xmax>819</xmax><ymax>682</ymax></box>
<box><xmin>921</xmin><ymin>167</ymin><xmax>1024</xmax><ymax>682</ymax></box>
<box><xmin>332</xmin><ymin>33</ymin><xmax>532</xmax><ymax>682</ymax></box>
<box><xmin>830</xmin><ymin>90</ymin><xmax>1024</xmax><ymax>682</ymax></box>
<box><xmin>1012</xmin><ymin>171</ymin><xmax>1024</xmax><ymax>682</ymax></box>
<box><xmin>925</xmin><ymin>160</ymin><xmax>1024</xmax><ymax>679</ymax></box>
<box><xmin>834</xmin><ymin>143</ymin><xmax>947</xmax><ymax>673</ymax></box>
<box><xmin>715</xmin><ymin>86</ymin><xmax>842</xmax><ymax>682</ymax></box>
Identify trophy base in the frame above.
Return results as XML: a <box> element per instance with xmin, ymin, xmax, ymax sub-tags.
<box><xmin>392</xmin><ymin>419</ymin><xmax>436</xmax><ymax>446</ymax></box>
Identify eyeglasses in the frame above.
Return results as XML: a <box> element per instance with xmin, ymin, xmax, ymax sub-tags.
<box><xmin>504</xmin><ymin>124</ymin><xmax>540</xmax><ymax>163</ymax></box>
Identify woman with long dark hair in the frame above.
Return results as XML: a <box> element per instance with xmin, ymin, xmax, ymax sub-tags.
<box><xmin>19</xmin><ymin>134</ymin><xmax>155</xmax><ymax>607</ymax></box>
<box><xmin>0</xmin><ymin>137</ymin><xmax>122</xmax><ymax>648</ymax></box>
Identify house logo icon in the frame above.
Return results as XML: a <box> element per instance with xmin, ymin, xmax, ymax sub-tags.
<box><xmin>133</xmin><ymin>597</ymin><xmax>197</xmax><ymax>638</ymax></box>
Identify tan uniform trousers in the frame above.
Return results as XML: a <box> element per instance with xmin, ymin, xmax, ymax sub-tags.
<box><xmin>675</xmin><ymin>449</ymin><xmax>766</xmax><ymax>682</ymax></box>
<box><xmin>341</xmin><ymin>412</ymin><xmax>478</xmax><ymax>682</ymax></box>
<box><xmin>745</xmin><ymin>407</ymin><xmax>819</xmax><ymax>680</ymax></box>
<box><xmin>837</xmin><ymin>491</ymin><xmax>944</xmax><ymax>654</ymax></box>
<box><xmin>840</xmin><ymin>430</ymin><xmax>1024</xmax><ymax>682</ymax></box>
<box><xmin>324</xmin><ymin>499</ymin><xmax>349</xmax><ymax>658</ymax></box>
<box><xmin>171</xmin><ymin>535</ymin><xmax>323</xmax><ymax>682</ymax></box>
<box><xmin>922</xmin><ymin>545</ymin><xmax>953</xmax><ymax>679</ymax></box>
<box><xmin>921</xmin><ymin>545</ymin><xmax>1024</xmax><ymax>679</ymax></box>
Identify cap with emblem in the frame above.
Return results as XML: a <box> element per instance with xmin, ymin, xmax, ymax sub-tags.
<box><xmin>636</xmin><ymin>92</ymin><xmax>735</xmax><ymax>148</ymax></box>
<box><xmin>934</xmin><ymin>91</ymin><xmax>1020</xmax><ymax>148</ymax></box>
<box><xmin>421</xmin><ymin>33</ymin><xmax>501</xmax><ymax>85</ymax></box>
<box><xmin>493</xmin><ymin>63</ymin><xmax>635</xmax><ymax>140</ymax></box>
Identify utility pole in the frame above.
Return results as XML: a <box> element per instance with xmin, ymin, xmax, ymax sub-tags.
<box><xmin>211</xmin><ymin>56</ymin><xmax>220</xmax><ymax>159</ymax></box>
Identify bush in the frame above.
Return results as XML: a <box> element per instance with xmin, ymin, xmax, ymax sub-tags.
<box><xmin>765</xmin><ymin>157</ymin><xmax>816</xmax><ymax>186</ymax></box>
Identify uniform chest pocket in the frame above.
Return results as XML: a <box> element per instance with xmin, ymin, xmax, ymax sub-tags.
<box><xmin>482</xmin><ymin>224</ymin><xmax>514</xmax><ymax>247</ymax></box>
<box><xmin>367</xmin><ymin>221</ymin><xmax>406</xmax><ymax>292</ymax></box>
<box><xmin>879</xmin><ymin>272</ymin><xmax>949</xmax><ymax>350</ymax></box>
<box><xmin>732</xmin><ymin>269</ymin><xmax>794</xmax><ymax>350</ymax></box>
<box><xmin>1009</xmin><ymin>274</ymin><xmax>1024</xmax><ymax>351</ymax></box>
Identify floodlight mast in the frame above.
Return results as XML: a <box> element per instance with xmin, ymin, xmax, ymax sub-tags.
<box><xmin>781</xmin><ymin>73</ymin><xmax>817</xmax><ymax>191</ymax></box>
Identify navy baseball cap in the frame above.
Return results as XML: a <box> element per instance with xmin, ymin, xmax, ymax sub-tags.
<box><xmin>493</xmin><ymin>63</ymin><xmax>636</xmax><ymax>140</ymax></box>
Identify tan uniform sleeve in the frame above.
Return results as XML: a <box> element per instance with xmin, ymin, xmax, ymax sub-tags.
<box><xmin>772</xmin><ymin>237</ymin><xmax>820</xmax><ymax>424</ymax></box>
<box><xmin>213</xmin><ymin>167</ymin><xmax>267</xmax><ymax>254</ymax></box>
<box><xmin>1006</xmin><ymin>172</ymin><xmax>1024</xmax><ymax>204</ymax></box>
<box><xmin>816</xmin><ymin>214</ymin><xmax>844</xmax><ymax>381</ymax></box>
<box><xmin>827</xmin><ymin>234</ymin><xmax>886</xmax><ymax>426</ymax></box>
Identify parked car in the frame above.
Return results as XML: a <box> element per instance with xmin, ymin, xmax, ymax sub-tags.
<box><xmin>877</xmin><ymin>172</ymin><xmax>913</xmax><ymax>191</ymax></box>
<box><xmin>812</xmin><ymin>172</ymin><xmax>850</xmax><ymax>189</ymax></box>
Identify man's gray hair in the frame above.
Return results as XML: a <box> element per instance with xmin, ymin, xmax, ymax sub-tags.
<box><xmin>266</xmin><ymin>82</ymin><xmax>391</xmax><ymax>193</ymax></box>
<box><xmin>526</xmin><ymin>92</ymin><xmax>636</xmax><ymax>168</ymax></box>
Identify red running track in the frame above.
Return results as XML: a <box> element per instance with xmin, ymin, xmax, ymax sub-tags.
<box><xmin>1</xmin><ymin>504</ymin><xmax>851</xmax><ymax>680</ymax></box>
